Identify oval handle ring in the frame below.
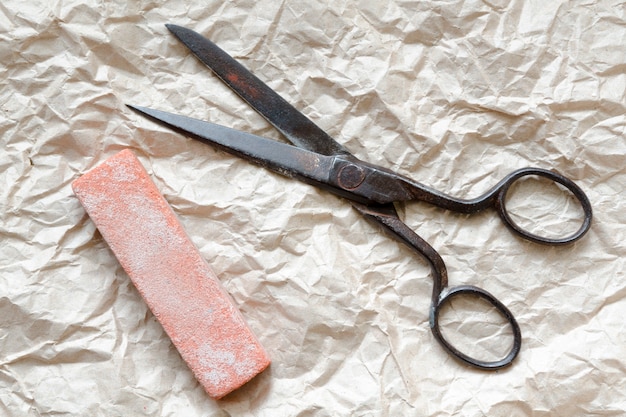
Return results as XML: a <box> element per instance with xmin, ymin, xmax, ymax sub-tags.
<box><xmin>495</xmin><ymin>168</ymin><xmax>592</xmax><ymax>245</ymax></box>
<box><xmin>430</xmin><ymin>285</ymin><xmax>522</xmax><ymax>370</ymax></box>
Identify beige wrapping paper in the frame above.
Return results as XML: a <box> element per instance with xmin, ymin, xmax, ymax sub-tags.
<box><xmin>1</xmin><ymin>1</ymin><xmax>625</xmax><ymax>415</ymax></box>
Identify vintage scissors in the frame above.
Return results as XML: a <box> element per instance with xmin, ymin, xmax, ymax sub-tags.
<box><xmin>128</xmin><ymin>24</ymin><xmax>592</xmax><ymax>370</ymax></box>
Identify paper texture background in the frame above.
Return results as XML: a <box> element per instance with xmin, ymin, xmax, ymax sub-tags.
<box><xmin>1</xmin><ymin>1</ymin><xmax>625</xmax><ymax>415</ymax></box>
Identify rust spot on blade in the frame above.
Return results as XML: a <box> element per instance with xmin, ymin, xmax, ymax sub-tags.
<box><xmin>226</xmin><ymin>72</ymin><xmax>239</xmax><ymax>83</ymax></box>
<box><xmin>225</xmin><ymin>71</ymin><xmax>260</xmax><ymax>99</ymax></box>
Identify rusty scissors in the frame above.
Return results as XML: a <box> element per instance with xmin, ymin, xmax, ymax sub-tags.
<box><xmin>128</xmin><ymin>25</ymin><xmax>592</xmax><ymax>370</ymax></box>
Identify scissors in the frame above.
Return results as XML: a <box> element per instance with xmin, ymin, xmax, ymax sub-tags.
<box><xmin>128</xmin><ymin>24</ymin><xmax>593</xmax><ymax>370</ymax></box>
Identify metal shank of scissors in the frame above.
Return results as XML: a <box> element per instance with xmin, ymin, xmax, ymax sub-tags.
<box><xmin>127</xmin><ymin>24</ymin><xmax>593</xmax><ymax>370</ymax></box>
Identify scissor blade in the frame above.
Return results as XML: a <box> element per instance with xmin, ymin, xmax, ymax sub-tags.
<box><xmin>128</xmin><ymin>104</ymin><xmax>335</xmax><ymax>187</ymax></box>
<box><xmin>165</xmin><ymin>24</ymin><xmax>350</xmax><ymax>157</ymax></box>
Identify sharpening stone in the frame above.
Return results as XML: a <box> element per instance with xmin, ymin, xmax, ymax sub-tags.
<box><xmin>72</xmin><ymin>149</ymin><xmax>270</xmax><ymax>399</ymax></box>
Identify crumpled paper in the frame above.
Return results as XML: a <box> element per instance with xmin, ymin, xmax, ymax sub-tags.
<box><xmin>1</xmin><ymin>1</ymin><xmax>625</xmax><ymax>415</ymax></box>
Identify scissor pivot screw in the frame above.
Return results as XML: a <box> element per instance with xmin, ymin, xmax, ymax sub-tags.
<box><xmin>338</xmin><ymin>163</ymin><xmax>366</xmax><ymax>190</ymax></box>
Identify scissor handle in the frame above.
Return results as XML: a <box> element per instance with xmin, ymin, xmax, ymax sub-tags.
<box><xmin>493</xmin><ymin>168</ymin><xmax>592</xmax><ymax>245</ymax></box>
<box><xmin>382</xmin><ymin>165</ymin><xmax>592</xmax><ymax>245</ymax></box>
<box><xmin>353</xmin><ymin>203</ymin><xmax>521</xmax><ymax>369</ymax></box>
<box><xmin>430</xmin><ymin>285</ymin><xmax>522</xmax><ymax>370</ymax></box>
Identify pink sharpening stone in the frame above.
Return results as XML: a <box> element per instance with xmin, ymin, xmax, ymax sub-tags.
<box><xmin>72</xmin><ymin>149</ymin><xmax>270</xmax><ymax>399</ymax></box>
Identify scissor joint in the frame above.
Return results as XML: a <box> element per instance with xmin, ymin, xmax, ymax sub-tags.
<box><xmin>337</xmin><ymin>163</ymin><xmax>366</xmax><ymax>190</ymax></box>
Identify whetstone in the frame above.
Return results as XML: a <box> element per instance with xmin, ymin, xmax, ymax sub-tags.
<box><xmin>72</xmin><ymin>149</ymin><xmax>270</xmax><ymax>399</ymax></box>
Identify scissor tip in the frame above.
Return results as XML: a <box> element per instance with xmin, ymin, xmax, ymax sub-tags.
<box><xmin>126</xmin><ymin>104</ymin><xmax>152</xmax><ymax>117</ymax></box>
<box><xmin>165</xmin><ymin>23</ymin><xmax>188</xmax><ymax>36</ymax></box>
